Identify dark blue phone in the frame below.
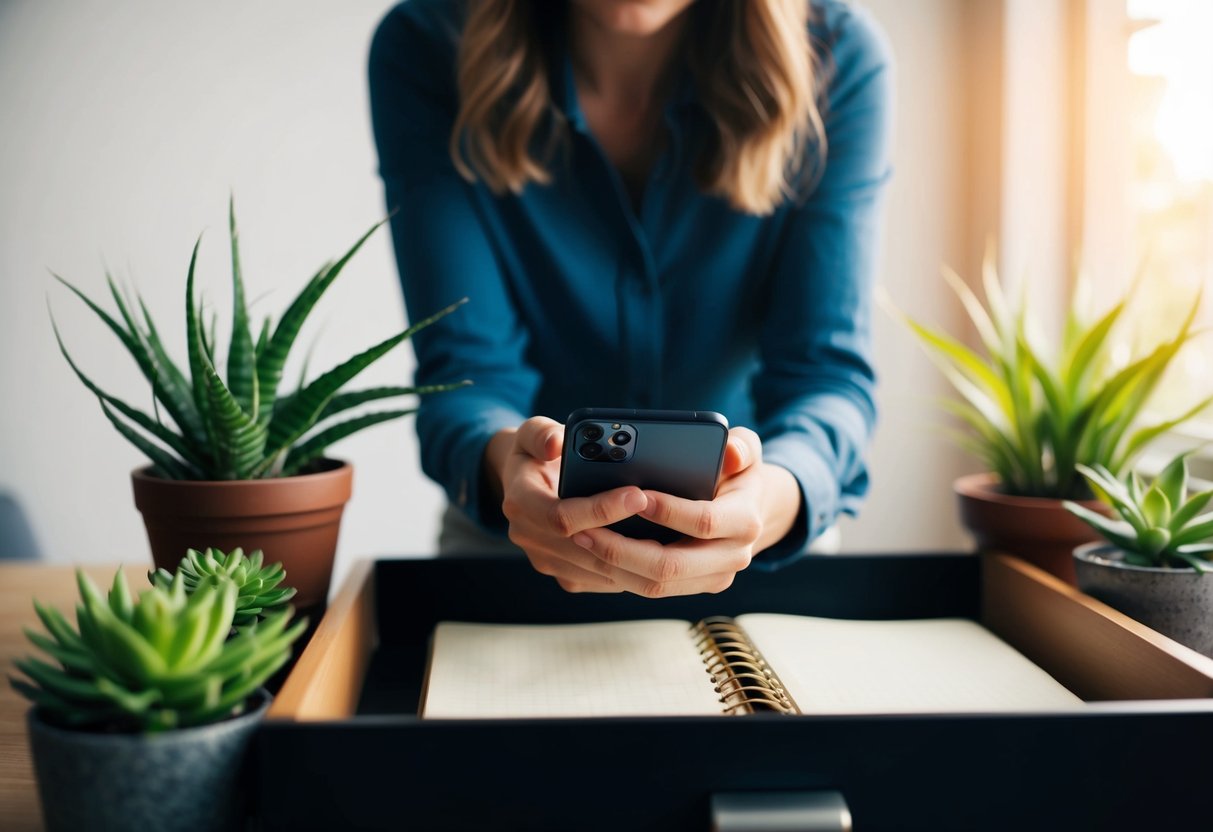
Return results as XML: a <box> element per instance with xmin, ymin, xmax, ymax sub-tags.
<box><xmin>557</xmin><ymin>408</ymin><xmax>729</xmax><ymax>543</ymax></box>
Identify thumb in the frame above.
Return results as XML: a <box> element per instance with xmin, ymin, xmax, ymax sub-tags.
<box><xmin>721</xmin><ymin>427</ymin><xmax>761</xmax><ymax>477</ymax></box>
<box><xmin>515</xmin><ymin>416</ymin><xmax>564</xmax><ymax>462</ymax></box>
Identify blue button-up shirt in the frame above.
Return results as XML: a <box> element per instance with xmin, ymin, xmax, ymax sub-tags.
<box><xmin>369</xmin><ymin>0</ymin><xmax>892</xmax><ymax>565</ymax></box>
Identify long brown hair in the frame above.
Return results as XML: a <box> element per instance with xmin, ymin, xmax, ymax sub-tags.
<box><xmin>450</xmin><ymin>0</ymin><xmax>826</xmax><ymax>216</ymax></box>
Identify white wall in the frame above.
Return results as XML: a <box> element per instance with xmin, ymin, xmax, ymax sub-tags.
<box><xmin>838</xmin><ymin>0</ymin><xmax>971</xmax><ymax>553</ymax></box>
<box><xmin>0</xmin><ymin>0</ymin><xmax>971</xmax><ymax>588</ymax></box>
<box><xmin>0</xmin><ymin>0</ymin><xmax>445</xmax><ymax>590</ymax></box>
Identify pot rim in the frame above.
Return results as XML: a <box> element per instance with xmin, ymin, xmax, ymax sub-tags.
<box><xmin>27</xmin><ymin>688</ymin><xmax>272</xmax><ymax>742</ymax></box>
<box><xmin>954</xmin><ymin>471</ymin><xmax>1104</xmax><ymax>510</ymax></box>
<box><xmin>1073</xmin><ymin>541</ymin><xmax>1205</xmax><ymax>575</ymax></box>
<box><xmin>131</xmin><ymin>458</ymin><xmax>350</xmax><ymax>488</ymax></box>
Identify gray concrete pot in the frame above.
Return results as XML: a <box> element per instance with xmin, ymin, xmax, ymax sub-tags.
<box><xmin>27</xmin><ymin>689</ymin><xmax>270</xmax><ymax>832</ymax></box>
<box><xmin>1074</xmin><ymin>542</ymin><xmax>1213</xmax><ymax>658</ymax></box>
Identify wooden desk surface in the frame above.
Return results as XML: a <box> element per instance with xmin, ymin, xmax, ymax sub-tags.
<box><xmin>0</xmin><ymin>562</ymin><xmax>142</xmax><ymax>832</ymax></box>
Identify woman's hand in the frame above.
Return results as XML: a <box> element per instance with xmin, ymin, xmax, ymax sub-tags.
<box><xmin>488</xmin><ymin>416</ymin><xmax>652</xmax><ymax>593</ymax></box>
<box><xmin>569</xmin><ymin>428</ymin><xmax>802</xmax><ymax>597</ymax></box>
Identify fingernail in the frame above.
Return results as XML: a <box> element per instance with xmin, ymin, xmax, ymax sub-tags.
<box><xmin>624</xmin><ymin>490</ymin><xmax>647</xmax><ymax>514</ymax></box>
<box><xmin>573</xmin><ymin>533</ymin><xmax>593</xmax><ymax>550</ymax></box>
<box><xmin>639</xmin><ymin>493</ymin><xmax>656</xmax><ymax>517</ymax></box>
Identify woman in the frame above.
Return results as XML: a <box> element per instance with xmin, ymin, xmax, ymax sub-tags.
<box><xmin>369</xmin><ymin>0</ymin><xmax>891</xmax><ymax>596</ymax></box>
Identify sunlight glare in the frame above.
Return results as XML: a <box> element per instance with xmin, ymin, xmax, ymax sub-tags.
<box><xmin>1128</xmin><ymin>0</ymin><xmax>1213</xmax><ymax>184</ymax></box>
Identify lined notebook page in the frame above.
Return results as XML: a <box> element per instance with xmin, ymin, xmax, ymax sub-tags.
<box><xmin>422</xmin><ymin>620</ymin><xmax>722</xmax><ymax>719</ymax></box>
<box><xmin>737</xmin><ymin>613</ymin><xmax>1082</xmax><ymax>713</ymax></box>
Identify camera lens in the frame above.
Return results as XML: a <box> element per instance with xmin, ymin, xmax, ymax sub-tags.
<box><xmin>581</xmin><ymin>424</ymin><xmax>603</xmax><ymax>441</ymax></box>
<box><xmin>611</xmin><ymin>431</ymin><xmax>631</xmax><ymax>446</ymax></box>
<box><xmin>608</xmin><ymin>446</ymin><xmax>627</xmax><ymax>461</ymax></box>
<box><xmin>579</xmin><ymin>442</ymin><xmax>604</xmax><ymax>460</ymax></box>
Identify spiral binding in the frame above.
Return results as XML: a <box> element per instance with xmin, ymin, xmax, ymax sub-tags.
<box><xmin>691</xmin><ymin>616</ymin><xmax>799</xmax><ymax>715</ymax></box>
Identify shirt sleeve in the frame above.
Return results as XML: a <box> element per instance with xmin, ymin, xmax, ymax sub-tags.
<box><xmin>368</xmin><ymin>5</ymin><xmax>540</xmax><ymax>534</ymax></box>
<box><xmin>752</xmin><ymin>5</ymin><xmax>894</xmax><ymax>567</ymax></box>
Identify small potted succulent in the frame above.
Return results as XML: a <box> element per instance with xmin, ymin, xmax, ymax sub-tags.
<box><xmin>10</xmin><ymin>553</ymin><xmax>306</xmax><ymax>832</ymax></box>
<box><xmin>893</xmin><ymin>250</ymin><xmax>1209</xmax><ymax>582</ymax></box>
<box><xmin>150</xmin><ymin>546</ymin><xmax>296</xmax><ymax>626</ymax></box>
<box><xmin>51</xmin><ymin>199</ymin><xmax>468</xmax><ymax>608</ymax></box>
<box><xmin>1065</xmin><ymin>452</ymin><xmax>1213</xmax><ymax>657</ymax></box>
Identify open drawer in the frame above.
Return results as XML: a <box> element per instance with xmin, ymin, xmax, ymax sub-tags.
<box><xmin>258</xmin><ymin>553</ymin><xmax>1213</xmax><ymax>831</ymax></box>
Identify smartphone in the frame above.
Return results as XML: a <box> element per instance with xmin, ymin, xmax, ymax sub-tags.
<box><xmin>557</xmin><ymin>408</ymin><xmax>729</xmax><ymax>543</ymax></box>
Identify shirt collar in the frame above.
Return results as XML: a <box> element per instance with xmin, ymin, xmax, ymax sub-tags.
<box><xmin>545</xmin><ymin>13</ymin><xmax>696</xmax><ymax>135</ymax></box>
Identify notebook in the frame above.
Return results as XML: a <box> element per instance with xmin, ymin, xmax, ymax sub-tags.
<box><xmin>419</xmin><ymin>613</ymin><xmax>1083</xmax><ymax>719</ymax></box>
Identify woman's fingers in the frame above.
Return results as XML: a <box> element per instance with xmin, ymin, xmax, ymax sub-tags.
<box><xmin>514</xmin><ymin>416</ymin><xmax>564</xmax><ymax>462</ymax></box>
<box><xmin>572</xmin><ymin>526</ymin><xmax>752</xmax><ymax>594</ymax></box>
<box><xmin>720</xmin><ymin>426</ymin><xmax>762</xmax><ymax>478</ymax></box>
<box><xmin>504</xmin><ymin>417</ymin><xmax>767</xmax><ymax>599</ymax></box>
<box><xmin>638</xmin><ymin>488</ymin><xmax>761</xmax><ymax>542</ymax></box>
<box><xmin>548</xmin><ymin>487</ymin><xmax>648</xmax><ymax>537</ymax></box>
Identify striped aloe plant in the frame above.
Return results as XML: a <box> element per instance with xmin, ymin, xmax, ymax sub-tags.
<box><xmin>894</xmin><ymin>250</ymin><xmax>1210</xmax><ymax>499</ymax></box>
<box><xmin>51</xmin><ymin>200</ymin><xmax>468</xmax><ymax>479</ymax></box>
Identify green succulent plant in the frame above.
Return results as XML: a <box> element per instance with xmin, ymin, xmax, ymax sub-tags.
<box><xmin>51</xmin><ymin>198</ymin><xmax>469</xmax><ymax>480</ymax></box>
<box><xmin>150</xmin><ymin>548</ymin><xmax>295</xmax><ymax>627</ymax></box>
<box><xmin>11</xmin><ymin>569</ymin><xmax>305</xmax><ymax>732</ymax></box>
<box><xmin>1065</xmin><ymin>452</ymin><xmax>1213</xmax><ymax>571</ymax></box>
<box><xmin>893</xmin><ymin>250</ymin><xmax>1209</xmax><ymax>499</ymax></box>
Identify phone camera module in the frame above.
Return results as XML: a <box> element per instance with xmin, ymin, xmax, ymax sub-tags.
<box><xmin>581</xmin><ymin>424</ymin><xmax>604</xmax><ymax>441</ymax></box>
<box><xmin>579</xmin><ymin>442</ymin><xmax>604</xmax><ymax>460</ymax></box>
<box><xmin>607</xmin><ymin>446</ymin><xmax>627</xmax><ymax>461</ymax></box>
<box><xmin>610</xmin><ymin>431</ymin><xmax>631</xmax><ymax>447</ymax></box>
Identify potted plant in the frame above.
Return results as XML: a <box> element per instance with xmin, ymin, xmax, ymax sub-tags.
<box><xmin>150</xmin><ymin>546</ymin><xmax>296</xmax><ymax>625</ymax></box>
<box><xmin>893</xmin><ymin>251</ymin><xmax>1209</xmax><ymax>582</ymax></box>
<box><xmin>10</xmin><ymin>561</ymin><xmax>306</xmax><ymax>832</ymax></box>
<box><xmin>1064</xmin><ymin>452</ymin><xmax>1213</xmax><ymax>657</ymax></box>
<box><xmin>51</xmin><ymin>199</ymin><xmax>468</xmax><ymax>609</ymax></box>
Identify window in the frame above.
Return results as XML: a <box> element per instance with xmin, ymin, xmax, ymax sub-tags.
<box><xmin>1081</xmin><ymin>0</ymin><xmax>1213</xmax><ymax>438</ymax></box>
<box><xmin>1126</xmin><ymin>0</ymin><xmax>1213</xmax><ymax>415</ymax></box>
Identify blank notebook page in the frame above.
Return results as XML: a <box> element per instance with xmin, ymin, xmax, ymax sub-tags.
<box><xmin>737</xmin><ymin>613</ymin><xmax>1083</xmax><ymax>713</ymax></box>
<box><xmin>422</xmin><ymin>620</ymin><xmax>722</xmax><ymax>719</ymax></box>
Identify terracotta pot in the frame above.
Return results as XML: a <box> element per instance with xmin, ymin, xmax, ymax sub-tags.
<box><xmin>955</xmin><ymin>472</ymin><xmax>1106</xmax><ymax>585</ymax></box>
<box><xmin>131</xmin><ymin>459</ymin><xmax>352</xmax><ymax>608</ymax></box>
<box><xmin>1074</xmin><ymin>542</ymin><xmax>1213</xmax><ymax>658</ymax></box>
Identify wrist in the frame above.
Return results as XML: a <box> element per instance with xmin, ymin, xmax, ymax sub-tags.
<box><xmin>756</xmin><ymin>462</ymin><xmax>801</xmax><ymax>551</ymax></box>
<box><xmin>482</xmin><ymin>427</ymin><xmax>518</xmax><ymax>505</ymax></box>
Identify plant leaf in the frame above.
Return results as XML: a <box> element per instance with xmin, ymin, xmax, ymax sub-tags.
<box><xmin>98</xmin><ymin>400</ymin><xmax>191</xmax><ymax>480</ymax></box>
<box><xmin>1142</xmin><ymin>486</ymin><xmax>1171</xmax><ymax>528</ymax></box>
<box><xmin>316</xmin><ymin>381</ymin><xmax>471</xmax><ymax>422</ymax></box>
<box><xmin>52</xmin><ymin>273</ymin><xmax>207</xmax><ymax>458</ymax></box>
<box><xmin>185</xmin><ymin>235</ymin><xmax>218</xmax><ymax>456</ymax></box>
<box><xmin>282</xmin><ymin>408</ymin><xmax>416</xmax><ymax>475</ymax></box>
<box><xmin>50</xmin><ymin>314</ymin><xmax>206</xmax><ymax>474</ymax></box>
<box><xmin>1171</xmin><ymin>490</ymin><xmax>1213</xmax><ymax>533</ymax></box>
<box><xmin>226</xmin><ymin>197</ymin><xmax>259</xmax><ymax>420</ymax></box>
<box><xmin>1168</xmin><ymin>550</ymin><xmax>1212</xmax><ymax>571</ymax></box>
<box><xmin>1063</xmin><ymin>501</ymin><xmax>1140</xmax><ymax>550</ymax></box>
<box><xmin>1113</xmin><ymin>397</ymin><xmax>1213</xmax><ymax>474</ymax></box>
<box><xmin>1155</xmin><ymin>452</ymin><xmax>1189</xmax><ymax>513</ymax></box>
<box><xmin>202</xmin><ymin>362</ymin><xmax>267</xmax><ymax>479</ymax></box>
<box><xmin>255</xmin><ymin>220</ymin><xmax>389</xmax><ymax>423</ymax></box>
<box><xmin>258</xmin><ymin>298</ymin><xmax>466</xmax><ymax>473</ymax></box>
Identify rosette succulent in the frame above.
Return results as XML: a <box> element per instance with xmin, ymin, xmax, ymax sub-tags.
<box><xmin>1065</xmin><ymin>452</ymin><xmax>1213</xmax><ymax>571</ymax></box>
<box><xmin>151</xmin><ymin>548</ymin><xmax>294</xmax><ymax>626</ymax></box>
<box><xmin>10</xmin><ymin>569</ymin><xmax>306</xmax><ymax>731</ymax></box>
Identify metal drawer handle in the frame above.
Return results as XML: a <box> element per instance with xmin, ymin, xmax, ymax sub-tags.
<box><xmin>711</xmin><ymin>790</ymin><xmax>852</xmax><ymax>832</ymax></box>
